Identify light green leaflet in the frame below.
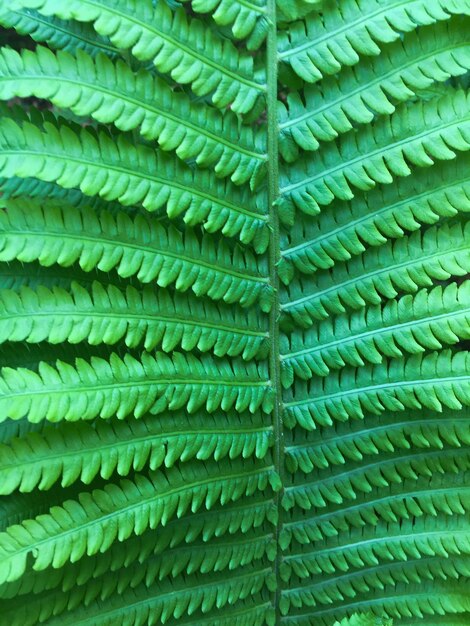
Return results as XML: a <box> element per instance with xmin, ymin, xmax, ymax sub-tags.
<box><xmin>0</xmin><ymin>0</ymin><xmax>469</xmax><ymax>624</ymax></box>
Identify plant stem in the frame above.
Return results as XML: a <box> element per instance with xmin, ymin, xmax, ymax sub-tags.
<box><xmin>266</xmin><ymin>1</ymin><xmax>284</xmax><ymax>622</ymax></box>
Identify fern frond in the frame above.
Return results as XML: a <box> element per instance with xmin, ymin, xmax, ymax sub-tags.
<box><xmin>283</xmin><ymin>581</ymin><xmax>470</xmax><ymax>624</ymax></box>
<box><xmin>0</xmin><ymin>201</ymin><xmax>273</xmax><ymax>311</ymax></box>
<box><xmin>285</xmin><ymin>446</ymin><xmax>470</xmax><ymax>510</ymax></box>
<box><xmin>1</xmin><ymin>530</ymin><xmax>273</xmax><ymax>614</ymax></box>
<box><xmin>0</xmin><ymin>459</ymin><xmax>277</xmax><ymax>584</ymax></box>
<box><xmin>281</xmin><ymin>282</ymin><xmax>470</xmax><ymax>385</ymax></box>
<box><xmin>0</xmin><ymin>0</ymin><xmax>468</xmax><ymax>621</ymax></box>
<box><xmin>0</xmin><ymin>493</ymin><xmax>276</xmax><ymax>597</ymax></box>
<box><xmin>283</xmin><ymin>516</ymin><xmax>470</xmax><ymax>579</ymax></box>
<box><xmin>0</xmin><ymin>412</ymin><xmax>273</xmax><ymax>493</ymax></box>
<box><xmin>5</xmin><ymin>529</ymin><xmax>273</xmax><ymax>596</ymax></box>
<box><xmin>283</xmin><ymin>560</ymin><xmax>470</xmax><ymax>616</ymax></box>
<box><xmin>0</xmin><ymin>351</ymin><xmax>273</xmax><ymax>423</ymax></box>
<box><xmin>0</xmin><ymin>7</ymin><xmax>119</xmax><ymax>57</ymax></box>
<box><xmin>294</xmin><ymin>557</ymin><xmax>470</xmax><ymax>608</ymax></box>
<box><xmin>0</xmin><ymin>179</ymin><xmax>126</xmax><ymax>218</ymax></box>
<box><xmin>0</xmin><ymin>555</ymin><xmax>274</xmax><ymax>625</ymax></box>
<box><xmin>5</xmin><ymin>567</ymin><xmax>273</xmax><ymax>625</ymax></box>
<box><xmin>179</xmin><ymin>0</ymin><xmax>269</xmax><ymax>50</ymax></box>
<box><xmin>278</xmin><ymin>0</ymin><xmax>470</xmax><ymax>82</ymax></box>
<box><xmin>285</xmin><ymin>350</ymin><xmax>470</xmax><ymax>430</ymax></box>
<box><xmin>285</xmin><ymin>408</ymin><xmax>470</xmax><ymax>473</ymax></box>
<box><xmin>283</xmin><ymin>221</ymin><xmax>470</xmax><ymax>327</ymax></box>
<box><xmin>280</xmin><ymin>91</ymin><xmax>470</xmax><ymax>218</ymax></box>
<box><xmin>283</xmin><ymin>470</ymin><xmax>470</xmax><ymax>545</ymax></box>
<box><xmin>17</xmin><ymin>0</ymin><xmax>266</xmax><ymax>114</ymax></box>
<box><xmin>0</xmin><ymin>117</ymin><xmax>270</xmax><ymax>250</ymax></box>
<box><xmin>0</xmin><ymin>500</ymin><xmax>272</xmax><ymax>599</ymax></box>
<box><xmin>280</xmin><ymin>157</ymin><xmax>470</xmax><ymax>280</ymax></box>
<box><xmin>0</xmin><ymin>46</ymin><xmax>267</xmax><ymax>187</ymax></box>
<box><xmin>0</xmin><ymin>281</ymin><xmax>269</xmax><ymax>359</ymax></box>
<box><xmin>279</xmin><ymin>21</ymin><xmax>470</xmax><ymax>159</ymax></box>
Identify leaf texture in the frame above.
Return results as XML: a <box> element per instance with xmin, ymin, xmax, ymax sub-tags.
<box><xmin>0</xmin><ymin>46</ymin><xmax>267</xmax><ymax>186</ymax></box>
<box><xmin>279</xmin><ymin>21</ymin><xmax>470</xmax><ymax>159</ymax></box>
<box><xmin>281</xmin><ymin>282</ymin><xmax>470</xmax><ymax>385</ymax></box>
<box><xmin>280</xmin><ymin>157</ymin><xmax>470</xmax><ymax>280</ymax></box>
<box><xmin>0</xmin><ymin>459</ymin><xmax>276</xmax><ymax>584</ymax></box>
<box><xmin>180</xmin><ymin>0</ymin><xmax>269</xmax><ymax>50</ymax></box>
<box><xmin>280</xmin><ymin>90</ymin><xmax>470</xmax><ymax>218</ymax></box>
<box><xmin>0</xmin><ymin>281</ymin><xmax>269</xmax><ymax>359</ymax></box>
<box><xmin>283</xmin><ymin>221</ymin><xmax>470</xmax><ymax>327</ymax></box>
<box><xmin>17</xmin><ymin>0</ymin><xmax>267</xmax><ymax>113</ymax></box>
<box><xmin>0</xmin><ymin>351</ymin><xmax>273</xmax><ymax>422</ymax></box>
<box><xmin>0</xmin><ymin>202</ymin><xmax>273</xmax><ymax>310</ymax></box>
<box><xmin>0</xmin><ymin>0</ymin><xmax>469</xmax><ymax>623</ymax></box>
<box><xmin>0</xmin><ymin>116</ymin><xmax>270</xmax><ymax>250</ymax></box>
<box><xmin>0</xmin><ymin>6</ymin><xmax>119</xmax><ymax>57</ymax></box>
<box><xmin>0</xmin><ymin>412</ymin><xmax>273</xmax><ymax>494</ymax></box>
<box><xmin>278</xmin><ymin>0</ymin><xmax>470</xmax><ymax>82</ymax></box>
<box><xmin>285</xmin><ymin>350</ymin><xmax>470</xmax><ymax>430</ymax></box>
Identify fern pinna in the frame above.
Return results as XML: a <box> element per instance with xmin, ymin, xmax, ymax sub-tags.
<box><xmin>0</xmin><ymin>0</ymin><xmax>468</xmax><ymax>624</ymax></box>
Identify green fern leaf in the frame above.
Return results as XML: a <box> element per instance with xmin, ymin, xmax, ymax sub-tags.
<box><xmin>1</xmin><ymin>0</ymin><xmax>470</xmax><ymax>623</ymax></box>
<box><xmin>0</xmin><ymin>202</ymin><xmax>273</xmax><ymax>309</ymax></box>
<box><xmin>0</xmin><ymin>459</ymin><xmax>276</xmax><ymax>583</ymax></box>
<box><xmin>279</xmin><ymin>0</ymin><xmax>470</xmax><ymax>82</ymax></box>
<box><xmin>280</xmin><ymin>157</ymin><xmax>470</xmax><ymax>280</ymax></box>
<box><xmin>283</xmin><ymin>221</ymin><xmax>470</xmax><ymax>326</ymax></box>
<box><xmin>279</xmin><ymin>21</ymin><xmax>470</xmax><ymax>159</ymax></box>
<box><xmin>0</xmin><ymin>7</ymin><xmax>119</xmax><ymax>57</ymax></box>
<box><xmin>285</xmin><ymin>350</ymin><xmax>470</xmax><ymax>430</ymax></box>
<box><xmin>281</xmin><ymin>281</ymin><xmax>470</xmax><ymax>385</ymax></box>
<box><xmin>280</xmin><ymin>90</ymin><xmax>470</xmax><ymax>218</ymax></box>
<box><xmin>0</xmin><ymin>281</ymin><xmax>269</xmax><ymax>358</ymax></box>
<box><xmin>0</xmin><ymin>116</ymin><xmax>270</xmax><ymax>249</ymax></box>
<box><xmin>0</xmin><ymin>412</ymin><xmax>273</xmax><ymax>493</ymax></box>
<box><xmin>285</xmin><ymin>407</ymin><xmax>470</xmax><ymax>473</ymax></box>
<box><xmin>0</xmin><ymin>46</ymin><xmax>267</xmax><ymax>186</ymax></box>
<box><xmin>17</xmin><ymin>0</ymin><xmax>266</xmax><ymax>113</ymax></box>
<box><xmin>0</xmin><ymin>351</ymin><xmax>273</xmax><ymax>422</ymax></box>
<box><xmin>179</xmin><ymin>0</ymin><xmax>269</xmax><ymax>50</ymax></box>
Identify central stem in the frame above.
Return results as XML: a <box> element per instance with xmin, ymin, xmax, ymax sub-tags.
<box><xmin>266</xmin><ymin>1</ymin><xmax>284</xmax><ymax>623</ymax></box>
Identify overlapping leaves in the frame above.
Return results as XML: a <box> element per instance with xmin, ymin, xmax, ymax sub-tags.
<box><xmin>0</xmin><ymin>0</ymin><xmax>469</xmax><ymax>624</ymax></box>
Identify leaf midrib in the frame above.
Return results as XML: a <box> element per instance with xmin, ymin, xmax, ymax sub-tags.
<box><xmin>0</xmin><ymin>376</ymin><xmax>269</xmax><ymax>401</ymax></box>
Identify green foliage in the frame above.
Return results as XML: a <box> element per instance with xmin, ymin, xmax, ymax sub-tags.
<box><xmin>0</xmin><ymin>0</ymin><xmax>469</xmax><ymax>624</ymax></box>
